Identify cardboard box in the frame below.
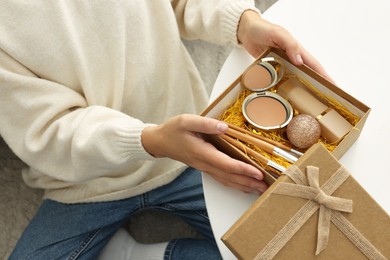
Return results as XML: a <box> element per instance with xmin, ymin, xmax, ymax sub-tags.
<box><xmin>221</xmin><ymin>144</ymin><xmax>390</xmax><ymax>259</ymax></box>
<box><xmin>201</xmin><ymin>48</ymin><xmax>370</xmax><ymax>185</ymax></box>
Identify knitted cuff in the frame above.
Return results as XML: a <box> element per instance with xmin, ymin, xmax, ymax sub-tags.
<box><xmin>221</xmin><ymin>1</ymin><xmax>261</xmax><ymax>45</ymax></box>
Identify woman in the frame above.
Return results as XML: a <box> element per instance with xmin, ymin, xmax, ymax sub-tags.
<box><xmin>0</xmin><ymin>0</ymin><xmax>329</xmax><ymax>259</ymax></box>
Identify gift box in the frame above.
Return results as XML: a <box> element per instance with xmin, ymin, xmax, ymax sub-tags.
<box><xmin>221</xmin><ymin>144</ymin><xmax>390</xmax><ymax>259</ymax></box>
<box><xmin>201</xmin><ymin>47</ymin><xmax>370</xmax><ymax>185</ymax></box>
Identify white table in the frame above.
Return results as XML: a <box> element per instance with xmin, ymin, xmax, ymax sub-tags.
<box><xmin>202</xmin><ymin>0</ymin><xmax>390</xmax><ymax>259</ymax></box>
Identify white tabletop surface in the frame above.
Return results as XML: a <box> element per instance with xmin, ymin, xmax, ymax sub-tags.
<box><xmin>202</xmin><ymin>0</ymin><xmax>390</xmax><ymax>259</ymax></box>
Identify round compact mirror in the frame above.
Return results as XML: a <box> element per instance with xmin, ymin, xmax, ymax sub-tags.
<box><xmin>240</xmin><ymin>57</ymin><xmax>284</xmax><ymax>92</ymax></box>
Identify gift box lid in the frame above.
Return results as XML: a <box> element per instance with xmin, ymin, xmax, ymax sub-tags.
<box><xmin>221</xmin><ymin>144</ymin><xmax>390</xmax><ymax>259</ymax></box>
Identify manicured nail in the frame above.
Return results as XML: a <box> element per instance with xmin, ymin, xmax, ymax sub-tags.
<box><xmin>217</xmin><ymin>122</ymin><xmax>228</xmax><ymax>132</ymax></box>
<box><xmin>296</xmin><ymin>54</ymin><xmax>303</xmax><ymax>65</ymax></box>
<box><xmin>252</xmin><ymin>174</ymin><xmax>262</xmax><ymax>181</ymax></box>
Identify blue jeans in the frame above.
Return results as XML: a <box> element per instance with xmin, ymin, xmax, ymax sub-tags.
<box><xmin>10</xmin><ymin>167</ymin><xmax>222</xmax><ymax>260</ymax></box>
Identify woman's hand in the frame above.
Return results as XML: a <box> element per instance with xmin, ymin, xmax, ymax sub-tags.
<box><xmin>141</xmin><ymin>114</ymin><xmax>268</xmax><ymax>194</ymax></box>
<box><xmin>237</xmin><ymin>10</ymin><xmax>333</xmax><ymax>82</ymax></box>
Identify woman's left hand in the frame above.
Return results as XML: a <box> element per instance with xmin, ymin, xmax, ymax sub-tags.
<box><xmin>237</xmin><ymin>10</ymin><xmax>333</xmax><ymax>82</ymax></box>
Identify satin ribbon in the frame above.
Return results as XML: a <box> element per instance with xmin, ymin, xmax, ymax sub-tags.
<box><xmin>254</xmin><ymin>165</ymin><xmax>387</xmax><ymax>260</ymax></box>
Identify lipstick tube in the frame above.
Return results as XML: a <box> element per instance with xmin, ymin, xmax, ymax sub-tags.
<box><xmin>277</xmin><ymin>77</ymin><xmax>353</xmax><ymax>143</ymax></box>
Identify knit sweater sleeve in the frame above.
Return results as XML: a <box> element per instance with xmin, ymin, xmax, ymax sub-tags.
<box><xmin>172</xmin><ymin>0</ymin><xmax>260</xmax><ymax>44</ymax></box>
<box><xmin>0</xmin><ymin>49</ymin><xmax>155</xmax><ymax>183</ymax></box>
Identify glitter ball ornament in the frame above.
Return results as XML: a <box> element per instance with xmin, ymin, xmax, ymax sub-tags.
<box><xmin>287</xmin><ymin>114</ymin><xmax>321</xmax><ymax>149</ymax></box>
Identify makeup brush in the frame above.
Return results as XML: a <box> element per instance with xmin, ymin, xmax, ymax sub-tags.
<box><xmin>225</xmin><ymin>126</ymin><xmax>299</xmax><ymax>163</ymax></box>
<box><xmin>221</xmin><ymin>134</ymin><xmax>286</xmax><ymax>173</ymax></box>
<box><xmin>226</xmin><ymin>122</ymin><xmax>304</xmax><ymax>157</ymax></box>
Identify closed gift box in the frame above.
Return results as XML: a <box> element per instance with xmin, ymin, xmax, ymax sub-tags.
<box><xmin>221</xmin><ymin>144</ymin><xmax>390</xmax><ymax>259</ymax></box>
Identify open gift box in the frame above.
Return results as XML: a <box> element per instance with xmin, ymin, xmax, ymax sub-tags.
<box><xmin>201</xmin><ymin>47</ymin><xmax>370</xmax><ymax>185</ymax></box>
<box><xmin>200</xmin><ymin>48</ymin><xmax>390</xmax><ymax>258</ymax></box>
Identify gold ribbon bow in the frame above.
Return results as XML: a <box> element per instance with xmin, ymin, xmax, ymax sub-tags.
<box><xmin>255</xmin><ymin>165</ymin><xmax>387</xmax><ymax>260</ymax></box>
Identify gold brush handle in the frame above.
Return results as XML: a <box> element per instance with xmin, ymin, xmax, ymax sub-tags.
<box><xmin>225</xmin><ymin>126</ymin><xmax>298</xmax><ymax>163</ymax></box>
<box><xmin>225</xmin><ymin>122</ymin><xmax>303</xmax><ymax>157</ymax></box>
<box><xmin>221</xmin><ymin>134</ymin><xmax>285</xmax><ymax>173</ymax></box>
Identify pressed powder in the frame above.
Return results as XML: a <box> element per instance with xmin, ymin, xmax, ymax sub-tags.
<box><xmin>246</xmin><ymin>96</ymin><xmax>287</xmax><ymax>126</ymax></box>
<box><xmin>242</xmin><ymin>92</ymin><xmax>293</xmax><ymax>130</ymax></box>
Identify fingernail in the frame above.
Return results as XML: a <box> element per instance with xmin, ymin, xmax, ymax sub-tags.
<box><xmin>296</xmin><ymin>54</ymin><xmax>303</xmax><ymax>65</ymax></box>
<box><xmin>217</xmin><ymin>122</ymin><xmax>228</xmax><ymax>132</ymax></box>
<box><xmin>252</xmin><ymin>174</ymin><xmax>262</xmax><ymax>181</ymax></box>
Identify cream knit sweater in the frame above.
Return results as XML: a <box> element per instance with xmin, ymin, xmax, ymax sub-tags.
<box><xmin>0</xmin><ymin>0</ymin><xmax>257</xmax><ymax>203</ymax></box>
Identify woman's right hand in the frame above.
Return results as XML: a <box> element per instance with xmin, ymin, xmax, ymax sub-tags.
<box><xmin>141</xmin><ymin>114</ymin><xmax>268</xmax><ymax>194</ymax></box>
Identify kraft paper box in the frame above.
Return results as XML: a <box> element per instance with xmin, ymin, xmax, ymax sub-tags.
<box><xmin>221</xmin><ymin>144</ymin><xmax>390</xmax><ymax>259</ymax></box>
<box><xmin>201</xmin><ymin>48</ymin><xmax>370</xmax><ymax>186</ymax></box>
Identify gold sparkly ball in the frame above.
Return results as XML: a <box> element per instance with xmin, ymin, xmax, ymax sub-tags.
<box><xmin>287</xmin><ymin>114</ymin><xmax>321</xmax><ymax>149</ymax></box>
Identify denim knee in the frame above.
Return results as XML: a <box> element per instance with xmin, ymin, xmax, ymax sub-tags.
<box><xmin>164</xmin><ymin>238</ymin><xmax>222</xmax><ymax>260</ymax></box>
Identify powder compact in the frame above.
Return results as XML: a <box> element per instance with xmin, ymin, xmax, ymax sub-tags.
<box><xmin>241</xmin><ymin>57</ymin><xmax>293</xmax><ymax>131</ymax></box>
